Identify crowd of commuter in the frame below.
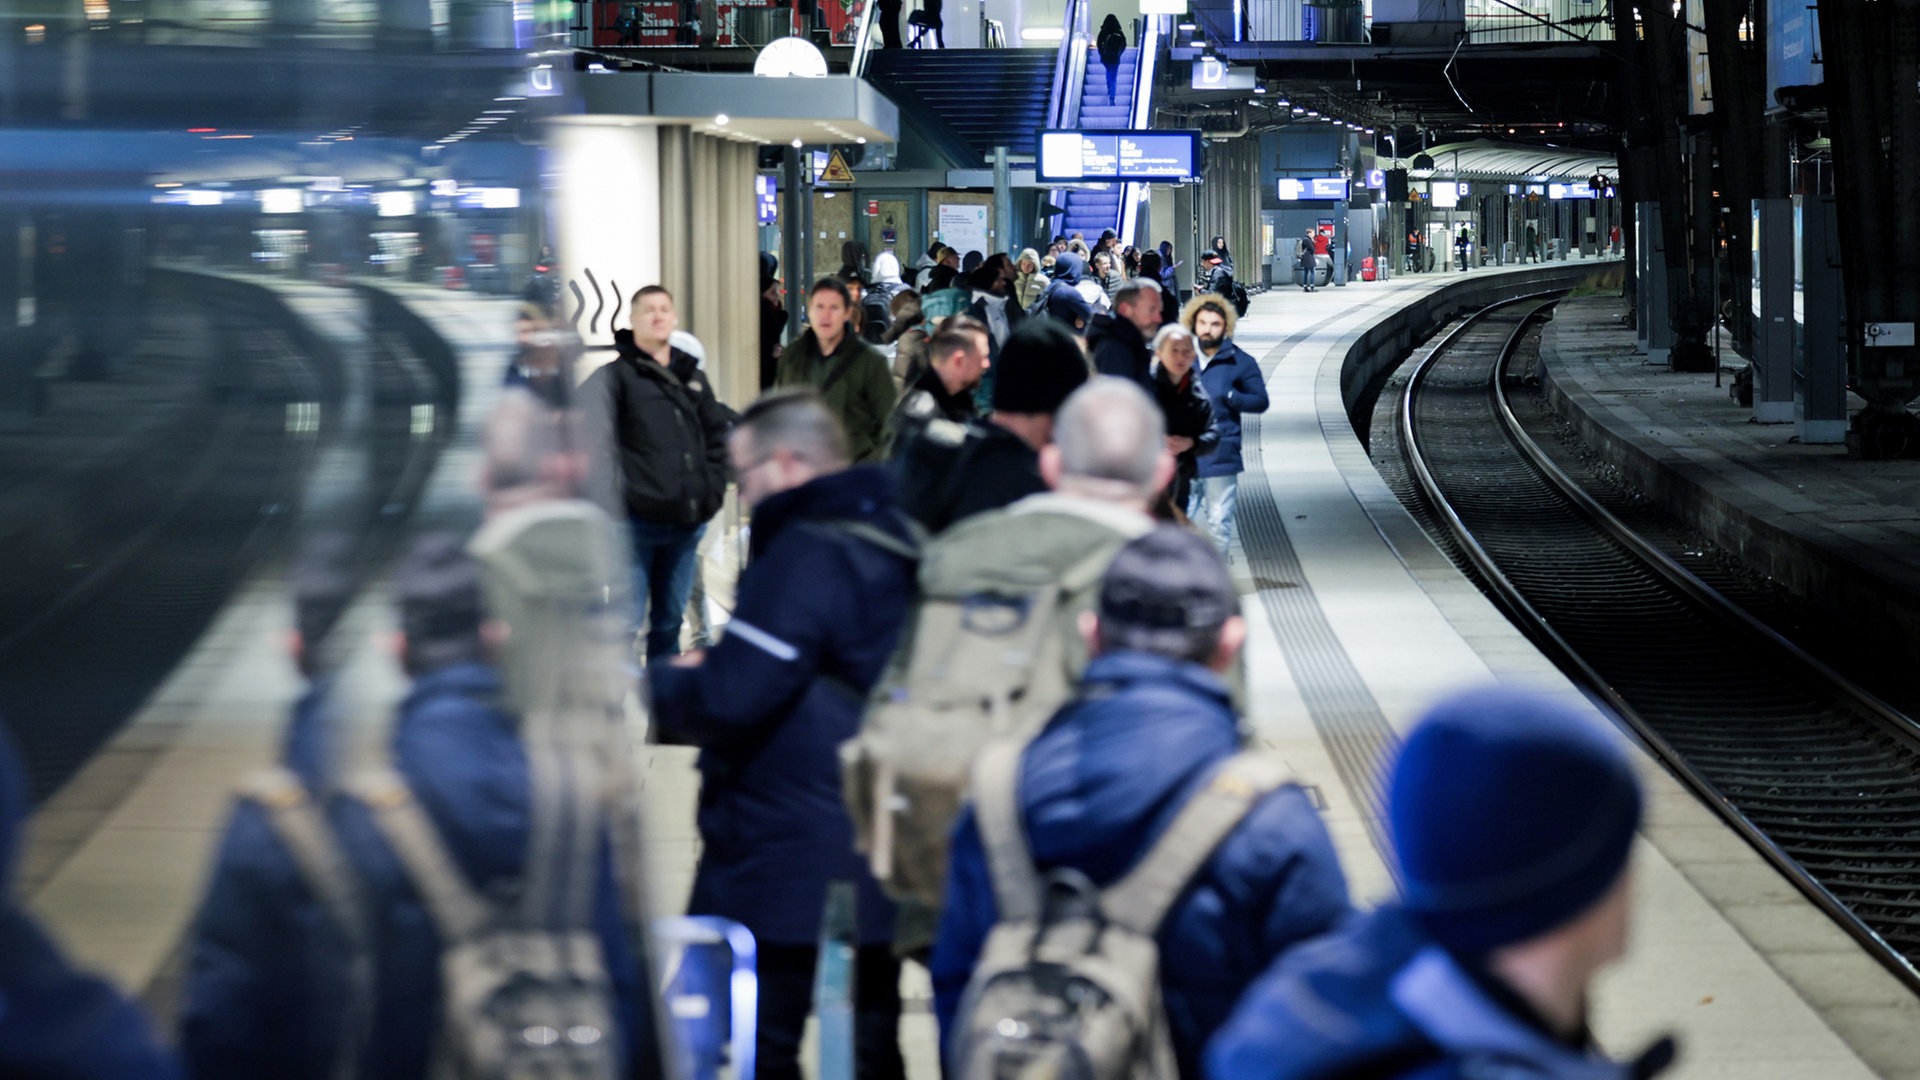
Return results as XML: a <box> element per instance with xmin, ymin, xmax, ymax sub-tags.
<box><xmin>0</xmin><ymin>231</ymin><xmax>1668</xmax><ymax>1080</ymax></box>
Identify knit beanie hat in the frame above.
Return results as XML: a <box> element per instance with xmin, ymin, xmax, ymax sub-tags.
<box><xmin>992</xmin><ymin>320</ymin><xmax>1091</xmax><ymax>415</ymax></box>
<box><xmin>1389</xmin><ymin>686</ymin><xmax>1642</xmax><ymax>956</ymax></box>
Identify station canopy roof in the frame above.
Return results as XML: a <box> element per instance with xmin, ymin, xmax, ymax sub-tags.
<box><xmin>1402</xmin><ymin>140</ymin><xmax>1617</xmax><ymax>183</ymax></box>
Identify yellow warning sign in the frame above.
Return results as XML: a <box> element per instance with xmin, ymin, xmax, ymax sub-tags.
<box><xmin>819</xmin><ymin>148</ymin><xmax>856</xmax><ymax>186</ymax></box>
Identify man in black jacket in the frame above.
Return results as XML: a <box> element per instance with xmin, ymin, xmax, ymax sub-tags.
<box><xmin>893</xmin><ymin>319</ymin><xmax>1091</xmax><ymax>534</ymax></box>
<box><xmin>1087</xmin><ymin>277</ymin><xmax>1163</xmax><ymax>387</ymax></box>
<box><xmin>582</xmin><ymin>285</ymin><xmax>733</xmax><ymax>661</ymax></box>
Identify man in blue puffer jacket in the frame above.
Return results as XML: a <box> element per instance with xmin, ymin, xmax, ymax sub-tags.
<box><xmin>1180</xmin><ymin>293</ymin><xmax>1270</xmax><ymax>557</ymax></box>
<box><xmin>650</xmin><ymin>390</ymin><xmax>920</xmax><ymax>1080</ymax></box>
<box><xmin>1206</xmin><ymin>687</ymin><xmax>1673</xmax><ymax>1080</ymax></box>
<box><xmin>931</xmin><ymin>526</ymin><xmax>1350</xmax><ymax>1080</ymax></box>
<box><xmin>0</xmin><ymin>721</ymin><xmax>180</xmax><ymax>1080</ymax></box>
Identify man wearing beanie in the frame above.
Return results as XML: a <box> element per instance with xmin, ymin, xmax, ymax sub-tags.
<box><xmin>894</xmin><ymin>318</ymin><xmax>1091</xmax><ymax>533</ymax></box>
<box><xmin>932</xmin><ymin>527</ymin><xmax>1351</xmax><ymax>1079</ymax></box>
<box><xmin>1207</xmin><ymin>686</ymin><xmax>1672</xmax><ymax>1080</ymax></box>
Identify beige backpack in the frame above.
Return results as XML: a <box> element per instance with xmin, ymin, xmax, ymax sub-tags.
<box><xmin>948</xmin><ymin>742</ymin><xmax>1293</xmax><ymax>1080</ymax></box>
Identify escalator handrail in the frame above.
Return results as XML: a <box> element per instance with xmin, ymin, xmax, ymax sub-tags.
<box><xmin>850</xmin><ymin>0</ymin><xmax>877</xmax><ymax>77</ymax></box>
<box><xmin>1118</xmin><ymin>14</ymin><xmax>1160</xmax><ymax>244</ymax></box>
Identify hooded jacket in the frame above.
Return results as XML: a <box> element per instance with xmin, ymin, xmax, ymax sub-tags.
<box><xmin>1206</xmin><ymin>906</ymin><xmax>1667</xmax><ymax>1080</ymax></box>
<box><xmin>650</xmin><ymin>467</ymin><xmax>918</xmax><ymax>945</ymax></box>
<box><xmin>1043</xmin><ymin>252</ymin><xmax>1097</xmax><ymax>330</ymax></box>
<box><xmin>932</xmin><ymin>651</ymin><xmax>1351</xmax><ymax>1079</ymax></box>
<box><xmin>1013</xmin><ymin>248</ymin><xmax>1048</xmax><ymax>311</ymax></box>
<box><xmin>1182</xmin><ymin>296</ymin><xmax>1270</xmax><ymax>478</ymax></box>
<box><xmin>0</xmin><ymin>727</ymin><xmax>181</xmax><ymax>1080</ymax></box>
<box><xmin>583</xmin><ymin>330</ymin><xmax>733</xmax><ymax>526</ymax></box>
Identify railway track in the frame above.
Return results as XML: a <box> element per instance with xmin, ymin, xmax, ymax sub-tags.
<box><xmin>1398</xmin><ymin>294</ymin><xmax>1920</xmax><ymax>994</ymax></box>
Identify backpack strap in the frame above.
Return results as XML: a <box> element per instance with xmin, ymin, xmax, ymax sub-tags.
<box><xmin>234</xmin><ymin>767</ymin><xmax>368</xmax><ymax>950</ymax></box>
<box><xmin>970</xmin><ymin>740</ymin><xmax>1043</xmax><ymax>923</ymax></box>
<box><xmin>233</xmin><ymin>767</ymin><xmax>371</xmax><ymax>1080</ymax></box>
<box><xmin>346</xmin><ymin>769</ymin><xmax>493</xmax><ymax>944</ymax></box>
<box><xmin>1100</xmin><ymin>752</ymin><xmax>1294</xmax><ymax>936</ymax></box>
<box><xmin>818</xmin><ymin>516</ymin><xmax>925</xmax><ymax>562</ymax></box>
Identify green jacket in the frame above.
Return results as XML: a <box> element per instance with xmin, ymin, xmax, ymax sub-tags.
<box><xmin>774</xmin><ymin>329</ymin><xmax>897</xmax><ymax>464</ymax></box>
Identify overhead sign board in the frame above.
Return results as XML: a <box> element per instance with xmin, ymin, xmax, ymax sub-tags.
<box><xmin>1365</xmin><ymin>168</ymin><xmax>1386</xmax><ymax>189</ymax></box>
<box><xmin>1547</xmin><ymin>183</ymin><xmax>1598</xmax><ymax>200</ymax></box>
<box><xmin>1191</xmin><ymin>57</ymin><xmax>1257</xmax><ymax>91</ymax></box>
<box><xmin>1036</xmin><ymin>130</ymin><xmax>1202</xmax><ymax>183</ymax></box>
<box><xmin>1276</xmin><ymin>176</ymin><xmax>1349</xmax><ymax>201</ymax></box>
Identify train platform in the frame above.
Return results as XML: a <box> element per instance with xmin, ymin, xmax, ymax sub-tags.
<box><xmin>17</xmin><ymin>260</ymin><xmax>1918</xmax><ymax>1077</ymax></box>
<box><xmin>1217</xmin><ymin>264</ymin><xmax>1918</xmax><ymax>1079</ymax></box>
<box><xmin>1540</xmin><ymin>296</ymin><xmax>1920</xmax><ymax>676</ymax></box>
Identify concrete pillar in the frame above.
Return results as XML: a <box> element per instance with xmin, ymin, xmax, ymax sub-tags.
<box><xmin>1752</xmin><ymin>197</ymin><xmax>1795</xmax><ymax>422</ymax></box>
<box><xmin>1798</xmin><ymin>196</ymin><xmax>1848</xmax><ymax>443</ymax></box>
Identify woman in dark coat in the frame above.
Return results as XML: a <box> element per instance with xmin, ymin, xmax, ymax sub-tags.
<box><xmin>1147</xmin><ymin>322</ymin><xmax>1219</xmax><ymax>519</ymax></box>
<box><xmin>1096</xmin><ymin>15</ymin><xmax>1127</xmax><ymax>103</ymax></box>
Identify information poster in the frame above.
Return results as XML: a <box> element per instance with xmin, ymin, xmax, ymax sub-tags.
<box><xmin>937</xmin><ymin>203</ymin><xmax>990</xmax><ymax>257</ymax></box>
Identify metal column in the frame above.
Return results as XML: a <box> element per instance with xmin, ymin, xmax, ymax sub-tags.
<box><xmin>993</xmin><ymin>146</ymin><xmax>1012</xmax><ymax>257</ymax></box>
<box><xmin>1643</xmin><ymin>202</ymin><xmax>1675</xmax><ymax>365</ymax></box>
<box><xmin>1753</xmin><ymin>198</ymin><xmax>1795</xmax><ymax>422</ymax></box>
<box><xmin>782</xmin><ymin>147</ymin><xmax>805</xmax><ymax>340</ymax></box>
<box><xmin>1799</xmin><ymin>196</ymin><xmax>1848</xmax><ymax>443</ymax></box>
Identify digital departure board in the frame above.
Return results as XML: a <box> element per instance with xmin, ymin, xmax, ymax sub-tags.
<box><xmin>1036</xmin><ymin>130</ymin><xmax>1203</xmax><ymax>183</ymax></box>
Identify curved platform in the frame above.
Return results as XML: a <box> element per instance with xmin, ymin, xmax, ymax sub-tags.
<box><xmin>20</xmin><ymin>262</ymin><xmax>1918</xmax><ymax>1077</ymax></box>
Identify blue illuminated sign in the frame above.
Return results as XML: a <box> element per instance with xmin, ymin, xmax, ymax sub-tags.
<box><xmin>1365</xmin><ymin>168</ymin><xmax>1386</xmax><ymax>190</ymax></box>
<box><xmin>1036</xmin><ymin>130</ymin><xmax>1202</xmax><ymax>182</ymax></box>
<box><xmin>756</xmin><ymin>175</ymin><xmax>777</xmax><ymax>225</ymax></box>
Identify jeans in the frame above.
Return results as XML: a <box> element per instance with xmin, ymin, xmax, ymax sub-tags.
<box><xmin>630</xmin><ymin>518</ymin><xmax>705</xmax><ymax>660</ymax></box>
<box><xmin>1187</xmin><ymin>473</ymin><xmax>1239</xmax><ymax>557</ymax></box>
<box><xmin>755</xmin><ymin>943</ymin><xmax>907</xmax><ymax>1080</ymax></box>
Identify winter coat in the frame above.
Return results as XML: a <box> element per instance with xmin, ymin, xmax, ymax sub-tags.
<box><xmin>1153</xmin><ymin>360</ymin><xmax>1220</xmax><ymax>501</ymax></box>
<box><xmin>968</xmin><ymin>290</ymin><xmax>1024</xmax><ymax>353</ymax></box>
<box><xmin>0</xmin><ymin>725</ymin><xmax>181</xmax><ymax>1080</ymax></box>
<box><xmin>1043</xmin><ymin>253</ymin><xmax>1097</xmax><ymax>330</ymax></box>
<box><xmin>775</xmin><ymin>328</ymin><xmax>897</xmax><ymax>464</ymax></box>
<box><xmin>181</xmin><ymin>686</ymin><xmax>350</xmax><ymax>1080</ymax></box>
<box><xmin>582</xmin><ymin>331</ymin><xmax>732</xmax><ymax>526</ymax></box>
<box><xmin>650</xmin><ymin>467</ymin><xmax>918</xmax><ymax>946</ymax></box>
<box><xmin>1193</xmin><ymin>340</ymin><xmax>1269</xmax><ymax>478</ymax></box>
<box><xmin>894</xmin><ymin>418</ymin><xmax>1048</xmax><ymax>534</ymax></box>
<box><xmin>185</xmin><ymin>665</ymin><xmax>647</xmax><ymax>1080</ymax></box>
<box><xmin>932</xmin><ymin>651</ymin><xmax>1352</xmax><ymax>1080</ymax></box>
<box><xmin>1206</xmin><ymin>906</ymin><xmax>1668</xmax><ymax>1080</ymax></box>
<box><xmin>887</xmin><ymin>364</ymin><xmax>977</xmax><ymax>462</ymax></box>
<box><xmin>1013</xmin><ymin>249</ymin><xmax>1048</xmax><ymax>311</ymax></box>
<box><xmin>1087</xmin><ymin>312</ymin><xmax>1153</xmax><ymax>388</ymax></box>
